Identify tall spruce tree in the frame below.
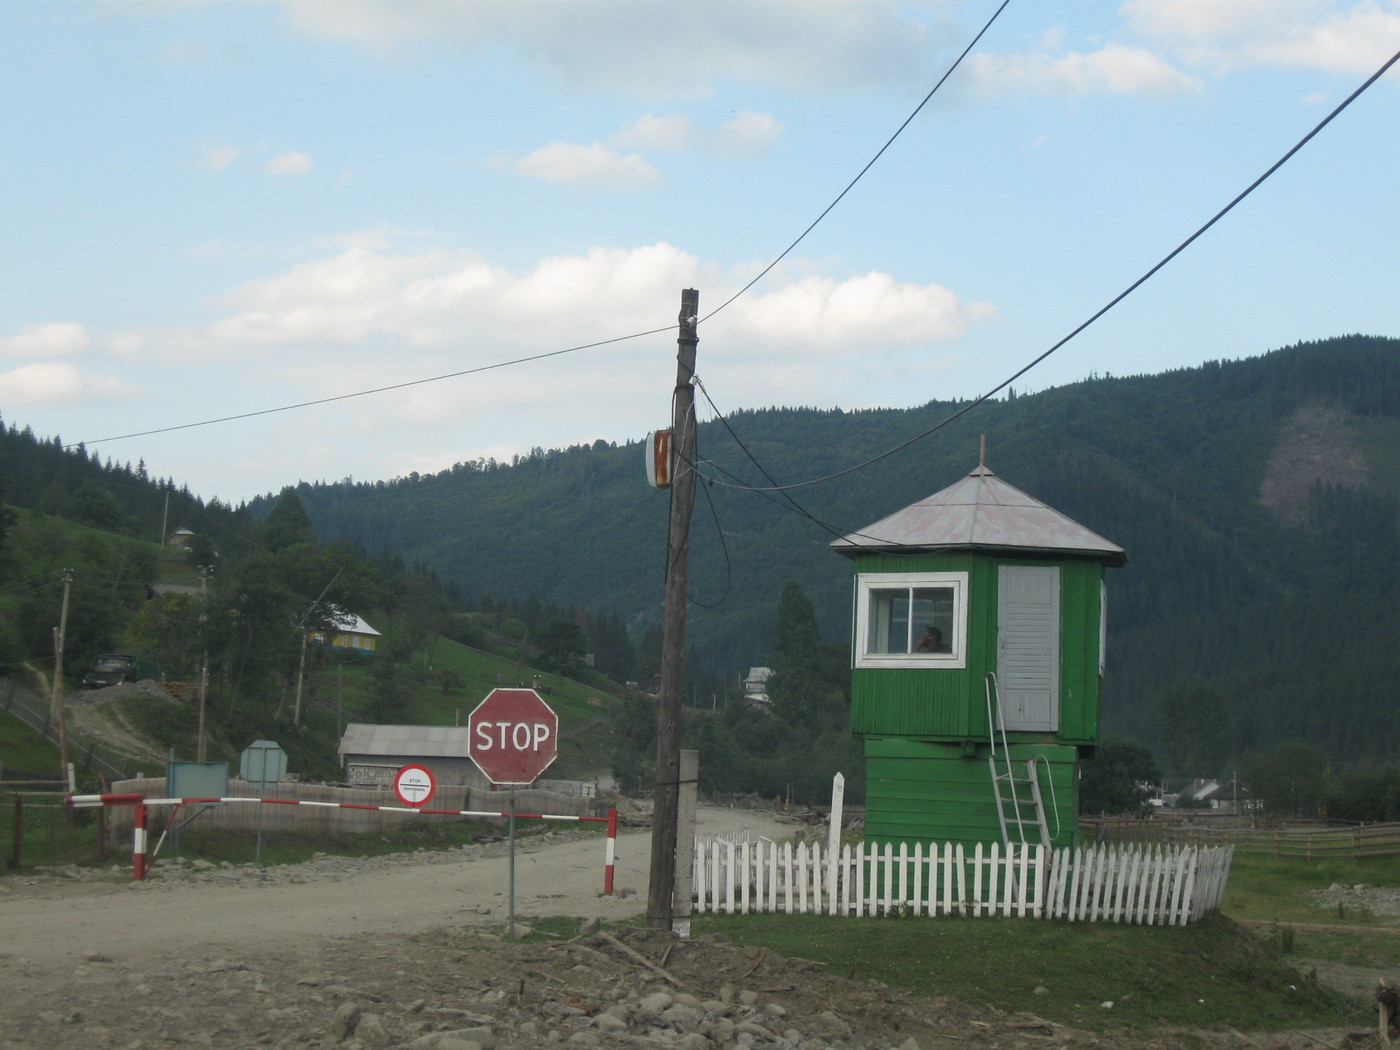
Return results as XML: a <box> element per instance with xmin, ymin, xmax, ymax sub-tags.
<box><xmin>766</xmin><ymin>580</ymin><xmax>823</xmax><ymax>723</ymax></box>
<box><xmin>260</xmin><ymin>487</ymin><xmax>317</xmax><ymax>553</ymax></box>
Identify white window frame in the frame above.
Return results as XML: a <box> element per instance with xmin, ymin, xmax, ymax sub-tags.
<box><xmin>854</xmin><ymin>571</ymin><xmax>968</xmax><ymax>669</ymax></box>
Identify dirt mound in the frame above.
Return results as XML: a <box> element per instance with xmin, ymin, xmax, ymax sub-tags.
<box><xmin>63</xmin><ymin>682</ymin><xmax>174</xmax><ymax>768</ymax></box>
<box><xmin>1</xmin><ymin>916</ymin><xmax>1266</xmax><ymax>1050</ymax></box>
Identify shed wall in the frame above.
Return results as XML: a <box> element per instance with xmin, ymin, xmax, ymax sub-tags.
<box><xmin>863</xmin><ymin>737</ymin><xmax>1079</xmax><ymax>850</ymax></box>
<box><xmin>848</xmin><ymin>552</ymin><xmax>1104</xmax><ymax>746</ymax></box>
<box><xmin>343</xmin><ymin>754</ymin><xmax>487</xmax><ymax>789</ymax></box>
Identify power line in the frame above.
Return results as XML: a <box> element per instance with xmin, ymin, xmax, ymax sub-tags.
<box><xmin>699</xmin><ymin>0</ymin><xmax>1013</xmax><ymax>325</ymax></box>
<box><xmin>697</xmin><ymin>43</ymin><xmax>1400</xmax><ymax>495</ymax></box>
<box><xmin>65</xmin><ymin>2</ymin><xmax>1012</xmax><ymax>456</ymax></box>
<box><xmin>71</xmin><ymin>327</ymin><xmax>677</xmax><ymax>451</ymax></box>
<box><xmin>692</xmin><ymin>380</ymin><xmax>948</xmax><ymax>551</ymax></box>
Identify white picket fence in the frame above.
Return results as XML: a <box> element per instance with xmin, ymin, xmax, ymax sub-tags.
<box><xmin>692</xmin><ymin>838</ymin><xmax>1233</xmax><ymax>926</ymax></box>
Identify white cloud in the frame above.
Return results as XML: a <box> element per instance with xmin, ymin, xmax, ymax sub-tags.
<box><xmin>501</xmin><ymin>109</ymin><xmax>782</xmax><ymax>188</ymax></box>
<box><xmin>713</xmin><ymin>271</ymin><xmax>996</xmax><ymax>356</ymax></box>
<box><xmin>0</xmin><ymin>363</ymin><xmax>137</xmax><ymax>405</ymax></box>
<box><xmin>970</xmin><ymin>44</ymin><xmax>1203</xmax><ymax>97</ymax></box>
<box><xmin>611</xmin><ymin>113</ymin><xmax>694</xmax><ymax>151</ymax></box>
<box><xmin>202</xmin><ymin>144</ymin><xmax>241</xmax><ymax>170</ymax></box>
<box><xmin>0</xmin><ymin>322</ymin><xmax>91</xmax><ymax>358</ymax></box>
<box><xmin>207</xmin><ymin>242</ymin><xmax>692</xmax><ymax>348</ymax></box>
<box><xmin>714</xmin><ymin>111</ymin><xmax>784</xmax><ymax>155</ymax></box>
<box><xmin>104</xmin><ymin>332</ymin><xmax>146</xmax><ymax>356</ymax></box>
<box><xmin>490</xmin><ymin>142</ymin><xmax>660</xmax><ymax>188</ymax></box>
<box><xmin>1123</xmin><ymin>0</ymin><xmax>1400</xmax><ymax>74</ymax></box>
<box><xmin>204</xmin><ymin>241</ymin><xmax>993</xmax><ymax>369</ymax></box>
<box><xmin>276</xmin><ymin>0</ymin><xmax>943</xmax><ymax>97</ymax></box>
<box><xmin>265</xmin><ymin>151</ymin><xmax>314</xmax><ymax>176</ymax></box>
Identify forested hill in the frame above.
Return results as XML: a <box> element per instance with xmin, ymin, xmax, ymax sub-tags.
<box><xmin>282</xmin><ymin>334</ymin><xmax>1400</xmax><ymax>764</ymax></box>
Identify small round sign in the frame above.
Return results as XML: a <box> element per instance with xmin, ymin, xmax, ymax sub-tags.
<box><xmin>393</xmin><ymin>764</ymin><xmax>436</xmax><ymax>807</ymax></box>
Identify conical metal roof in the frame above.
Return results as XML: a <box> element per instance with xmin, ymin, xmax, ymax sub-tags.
<box><xmin>830</xmin><ymin>464</ymin><xmax>1126</xmax><ymax>565</ymax></box>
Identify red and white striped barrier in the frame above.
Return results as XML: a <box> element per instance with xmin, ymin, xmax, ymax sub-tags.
<box><xmin>68</xmin><ymin>792</ymin><xmax>619</xmax><ymax>891</ymax></box>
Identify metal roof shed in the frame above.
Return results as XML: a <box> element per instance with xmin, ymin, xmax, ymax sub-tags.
<box><xmin>337</xmin><ymin>723</ymin><xmax>489</xmax><ymax>789</ymax></box>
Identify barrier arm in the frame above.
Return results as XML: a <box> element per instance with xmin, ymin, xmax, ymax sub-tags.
<box><xmin>67</xmin><ymin>794</ymin><xmax>620</xmax><ymax>892</ymax></box>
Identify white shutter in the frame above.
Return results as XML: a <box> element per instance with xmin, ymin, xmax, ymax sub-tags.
<box><xmin>997</xmin><ymin>565</ymin><xmax>1060</xmax><ymax>731</ymax></box>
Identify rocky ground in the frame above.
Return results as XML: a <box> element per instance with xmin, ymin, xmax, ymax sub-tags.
<box><xmin>2</xmin><ymin>815</ymin><xmax>1395</xmax><ymax>1050</ymax></box>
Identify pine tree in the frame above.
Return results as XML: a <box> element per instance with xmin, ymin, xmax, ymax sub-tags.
<box><xmin>766</xmin><ymin>580</ymin><xmax>823</xmax><ymax>723</ymax></box>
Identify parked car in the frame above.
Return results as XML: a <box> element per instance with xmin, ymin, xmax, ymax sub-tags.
<box><xmin>82</xmin><ymin>654</ymin><xmax>142</xmax><ymax>689</ymax></box>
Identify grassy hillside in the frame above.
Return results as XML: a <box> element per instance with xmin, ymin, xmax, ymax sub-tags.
<box><xmin>0</xmin><ymin>499</ymin><xmax>633</xmax><ymax>789</ymax></box>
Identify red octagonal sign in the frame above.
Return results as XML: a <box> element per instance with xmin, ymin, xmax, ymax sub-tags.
<box><xmin>467</xmin><ymin>688</ymin><xmax>559</xmax><ymax>786</ymax></box>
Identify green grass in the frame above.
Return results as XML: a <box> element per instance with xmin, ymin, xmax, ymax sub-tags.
<box><xmin>0</xmin><ymin>706</ymin><xmax>66</xmax><ymax>781</ymax></box>
<box><xmin>1272</xmin><ymin>927</ymin><xmax>1400</xmax><ymax>971</ymax></box>
<box><xmin>1224</xmin><ymin>852</ymin><xmax>1400</xmax><ymax>926</ymax></box>
<box><xmin>296</xmin><ymin>634</ymin><xmax>621</xmax><ymax>781</ymax></box>
<box><xmin>689</xmin><ymin>910</ymin><xmax>1361</xmax><ymax>1033</ymax></box>
<box><xmin>0</xmin><ymin>794</ymin><xmax>110</xmax><ymax>870</ymax></box>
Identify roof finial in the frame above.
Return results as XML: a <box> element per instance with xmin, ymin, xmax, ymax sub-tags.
<box><xmin>979</xmin><ymin>433</ymin><xmax>987</xmax><ymax>469</ymax></box>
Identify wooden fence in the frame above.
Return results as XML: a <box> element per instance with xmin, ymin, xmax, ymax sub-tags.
<box><xmin>1083</xmin><ymin>816</ymin><xmax>1400</xmax><ymax>860</ymax></box>
<box><xmin>693</xmin><ymin>837</ymin><xmax>1233</xmax><ymax>926</ymax></box>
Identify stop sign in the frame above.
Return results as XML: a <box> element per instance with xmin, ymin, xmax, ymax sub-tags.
<box><xmin>467</xmin><ymin>688</ymin><xmax>559</xmax><ymax>785</ymax></box>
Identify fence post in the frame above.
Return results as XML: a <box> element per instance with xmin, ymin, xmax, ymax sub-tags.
<box><xmin>133</xmin><ymin>802</ymin><xmax>148</xmax><ymax>880</ymax></box>
<box><xmin>8</xmin><ymin>794</ymin><xmax>21</xmax><ymax>869</ymax></box>
<box><xmin>603</xmin><ymin>808</ymin><xmax>618</xmax><ymax>895</ymax></box>
<box><xmin>827</xmin><ymin>772</ymin><xmax>844</xmax><ymax>915</ymax></box>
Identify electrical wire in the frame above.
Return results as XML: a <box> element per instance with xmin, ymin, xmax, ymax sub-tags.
<box><xmin>699</xmin><ymin>0</ymin><xmax>1013</xmax><ymax>325</ymax></box>
<box><xmin>0</xmin><ymin>573</ymin><xmax>68</xmax><ymax>601</ymax></box>
<box><xmin>683</xmin><ymin>460</ymin><xmax>734</xmax><ymax>610</ymax></box>
<box><xmin>62</xmin><ymin>2</ymin><xmax>1011</xmax><ymax>456</ymax></box>
<box><xmin>693</xmin><ymin>377</ymin><xmax>846</xmax><ymax>539</ymax></box>
<box><xmin>692</xmin><ymin>394</ymin><xmax>947</xmax><ymax>552</ymax></box>
<box><xmin>699</xmin><ymin>43</ymin><xmax>1400</xmax><ymax>494</ymax></box>
<box><xmin>71</xmin><ymin>327</ymin><xmax>678</xmax><ymax>451</ymax></box>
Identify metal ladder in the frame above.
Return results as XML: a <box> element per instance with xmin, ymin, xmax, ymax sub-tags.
<box><xmin>984</xmin><ymin>672</ymin><xmax>1051</xmax><ymax>849</ymax></box>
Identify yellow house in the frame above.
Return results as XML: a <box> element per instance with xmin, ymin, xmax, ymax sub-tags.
<box><xmin>312</xmin><ymin>609</ymin><xmax>381</xmax><ymax>653</ymax></box>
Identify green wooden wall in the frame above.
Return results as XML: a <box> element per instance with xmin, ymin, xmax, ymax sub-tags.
<box><xmin>847</xmin><ymin>552</ymin><xmax>1105</xmax><ymax>746</ymax></box>
<box><xmin>863</xmin><ymin>736</ymin><xmax>1080</xmax><ymax>850</ymax></box>
<box><xmin>846</xmin><ymin>550</ymin><xmax>1110</xmax><ymax>848</ymax></box>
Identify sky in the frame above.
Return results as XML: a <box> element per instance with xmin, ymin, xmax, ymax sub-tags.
<box><xmin>2</xmin><ymin>0</ymin><xmax>1399</xmax><ymax>505</ymax></box>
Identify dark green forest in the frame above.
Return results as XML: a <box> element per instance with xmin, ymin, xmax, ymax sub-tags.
<box><xmin>3</xmin><ymin>334</ymin><xmax>1398</xmax><ymax>800</ymax></box>
<box><xmin>275</xmin><ymin>334</ymin><xmax>1400</xmax><ymax>768</ymax></box>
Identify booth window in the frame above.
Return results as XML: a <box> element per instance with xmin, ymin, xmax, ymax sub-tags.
<box><xmin>855</xmin><ymin>571</ymin><xmax>967</xmax><ymax>669</ymax></box>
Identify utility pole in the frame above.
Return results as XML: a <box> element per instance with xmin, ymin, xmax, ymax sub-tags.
<box><xmin>647</xmin><ymin>288</ymin><xmax>699</xmax><ymax>930</ymax></box>
<box><xmin>197</xmin><ymin>565</ymin><xmax>210</xmax><ymax>762</ymax></box>
<box><xmin>293</xmin><ymin>566</ymin><xmax>344</xmax><ymax>724</ymax></box>
<box><xmin>51</xmin><ymin>569</ymin><xmax>73</xmax><ymax>786</ymax></box>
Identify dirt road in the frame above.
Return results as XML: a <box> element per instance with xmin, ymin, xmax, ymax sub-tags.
<box><xmin>1</xmin><ymin>805</ymin><xmax>791</xmax><ymax>970</ymax></box>
<box><xmin>0</xmin><ymin>807</ymin><xmax>1363</xmax><ymax>1050</ymax></box>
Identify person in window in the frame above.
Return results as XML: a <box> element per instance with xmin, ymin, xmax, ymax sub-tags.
<box><xmin>914</xmin><ymin>625</ymin><xmax>948</xmax><ymax>654</ymax></box>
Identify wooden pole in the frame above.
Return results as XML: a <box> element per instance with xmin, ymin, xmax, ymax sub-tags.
<box><xmin>197</xmin><ymin>566</ymin><xmax>210</xmax><ymax>762</ymax></box>
<box><xmin>647</xmin><ymin>288</ymin><xmax>698</xmax><ymax>930</ymax></box>
<box><xmin>9</xmin><ymin>794</ymin><xmax>21</xmax><ymax>870</ymax></box>
<box><xmin>51</xmin><ymin>569</ymin><xmax>72</xmax><ymax>785</ymax></box>
<box><xmin>673</xmin><ymin>749</ymin><xmax>699</xmax><ymax>937</ymax></box>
